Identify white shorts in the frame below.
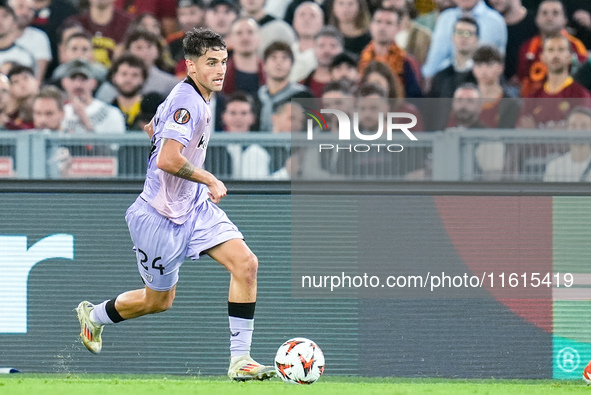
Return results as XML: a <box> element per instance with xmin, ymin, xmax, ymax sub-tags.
<box><xmin>125</xmin><ymin>196</ymin><xmax>244</xmax><ymax>291</ymax></box>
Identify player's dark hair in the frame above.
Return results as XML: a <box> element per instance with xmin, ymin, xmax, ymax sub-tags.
<box><xmin>473</xmin><ymin>45</ymin><xmax>504</xmax><ymax>64</ymax></box>
<box><xmin>183</xmin><ymin>27</ymin><xmax>227</xmax><ymax>59</ymax></box>
<box><xmin>356</xmin><ymin>82</ymin><xmax>388</xmax><ymax>99</ymax></box>
<box><xmin>34</xmin><ymin>86</ymin><xmax>66</xmax><ymax>111</ymax></box>
<box><xmin>455</xmin><ymin>16</ymin><xmax>480</xmax><ymax>38</ymax></box>
<box><xmin>263</xmin><ymin>41</ymin><xmax>294</xmax><ymax>63</ymax></box>
<box><xmin>7</xmin><ymin>64</ymin><xmax>35</xmax><ymax>80</ymax></box>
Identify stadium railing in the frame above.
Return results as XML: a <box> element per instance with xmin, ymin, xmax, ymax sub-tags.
<box><xmin>0</xmin><ymin>129</ymin><xmax>589</xmax><ymax>181</ymax></box>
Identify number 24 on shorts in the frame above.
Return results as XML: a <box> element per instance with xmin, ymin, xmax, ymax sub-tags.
<box><xmin>137</xmin><ymin>248</ymin><xmax>165</xmax><ymax>275</ymax></box>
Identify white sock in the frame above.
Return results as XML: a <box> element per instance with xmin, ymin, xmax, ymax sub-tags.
<box><xmin>90</xmin><ymin>300</ymin><xmax>114</xmax><ymax>325</ymax></box>
<box><xmin>229</xmin><ymin>316</ymin><xmax>254</xmax><ymax>358</ymax></box>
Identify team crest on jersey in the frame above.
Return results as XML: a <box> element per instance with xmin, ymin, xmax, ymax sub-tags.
<box><xmin>173</xmin><ymin>108</ymin><xmax>191</xmax><ymax>124</ymax></box>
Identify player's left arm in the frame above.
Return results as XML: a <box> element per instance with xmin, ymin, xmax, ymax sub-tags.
<box><xmin>156</xmin><ymin>138</ymin><xmax>227</xmax><ymax>203</ymax></box>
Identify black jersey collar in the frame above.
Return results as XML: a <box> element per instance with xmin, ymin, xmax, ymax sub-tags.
<box><xmin>183</xmin><ymin>76</ymin><xmax>208</xmax><ymax>103</ymax></box>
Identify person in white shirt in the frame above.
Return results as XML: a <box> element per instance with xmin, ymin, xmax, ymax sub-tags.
<box><xmin>9</xmin><ymin>0</ymin><xmax>52</xmax><ymax>81</ymax></box>
<box><xmin>60</xmin><ymin>59</ymin><xmax>125</xmax><ymax>134</ymax></box>
<box><xmin>544</xmin><ymin>107</ymin><xmax>591</xmax><ymax>182</ymax></box>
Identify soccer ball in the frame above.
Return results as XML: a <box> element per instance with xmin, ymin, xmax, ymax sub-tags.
<box><xmin>274</xmin><ymin>337</ymin><xmax>325</xmax><ymax>384</ymax></box>
<box><xmin>583</xmin><ymin>360</ymin><xmax>591</xmax><ymax>384</ymax></box>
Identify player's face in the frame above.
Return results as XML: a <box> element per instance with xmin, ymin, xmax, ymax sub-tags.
<box><xmin>370</xmin><ymin>11</ymin><xmax>399</xmax><ymax>46</ymax></box>
<box><xmin>263</xmin><ymin>51</ymin><xmax>292</xmax><ymax>81</ymax></box>
<box><xmin>222</xmin><ymin>101</ymin><xmax>255</xmax><ymax>132</ymax></box>
<box><xmin>541</xmin><ymin>37</ymin><xmax>572</xmax><ymax>74</ymax></box>
<box><xmin>293</xmin><ymin>3</ymin><xmax>323</xmax><ymax>37</ymax></box>
<box><xmin>178</xmin><ymin>6</ymin><xmax>204</xmax><ymax>32</ymax></box>
<box><xmin>473</xmin><ymin>61</ymin><xmax>504</xmax><ymax>86</ymax></box>
<box><xmin>33</xmin><ymin>97</ymin><xmax>64</xmax><ymax>130</ymax></box>
<box><xmin>315</xmin><ymin>36</ymin><xmax>343</xmax><ymax>68</ymax></box>
<box><xmin>63</xmin><ymin>38</ymin><xmax>94</xmax><ymax>62</ymax></box>
<box><xmin>187</xmin><ymin>48</ymin><xmax>228</xmax><ymax>95</ymax></box>
<box><xmin>112</xmin><ymin>63</ymin><xmax>145</xmax><ymax>98</ymax></box>
<box><xmin>536</xmin><ymin>1</ymin><xmax>566</xmax><ymax>35</ymax></box>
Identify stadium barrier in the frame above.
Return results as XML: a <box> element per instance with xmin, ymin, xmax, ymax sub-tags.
<box><xmin>0</xmin><ymin>129</ymin><xmax>590</xmax><ymax>181</ymax></box>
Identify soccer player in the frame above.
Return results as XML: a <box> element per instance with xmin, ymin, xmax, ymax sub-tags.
<box><xmin>75</xmin><ymin>27</ymin><xmax>275</xmax><ymax>381</ymax></box>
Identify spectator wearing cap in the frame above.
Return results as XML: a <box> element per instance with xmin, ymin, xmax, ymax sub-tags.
<box><xmin>289</xmin><ymin>1</ymin><xmax>325</xmax><ymax>83</ymax></box>
<box><xmin>167</xmin><ymin>0</ymin><xmax>206</xmax><ymax>63</ymax></box>
<box><xmin>421</xmin><ymin>0</ymin><xmax>507</xmax><ymax>79</ymax></box>
<box><xmin>257</xmin><ymin>41</ymin><xmax>314</xmax><ymax>132</ymax></box>
<box><xmin>60</xmin><ymin>59</ymin><xmax>125</xmax><ymax>134</ymax></box>
<box><xmin>239</xmin><ymin>0</ymin><xmax>297</xmax><ymax>58</ymax></box>
<box><xmin>300</xmin><ymin>26</ymin><xmax>345</xmax><ymax>98</ymax></box>
<box><xmin>66</xmin><ymin>0</ymin><xmax>134</xmax><ymax>68</ymax></box>
<box><xmin>358</xmin><ymin>6</ymin><xmax>422</xmax><ymax>98</ymax></box>
<box><xmin>222</xmin><ymin>17</ymin><xmax>266</xmax><ymax>97</ymax></box>
<box><xmin>329</xmin><ymin>52</ymin><xmax>359</xmax><ymax>83</ymax></box>
<box><xmin>0</xmin><ymin>5</ymin><xmax>36</xmax><ymax>74</ymax></box>
<box><xmin>30</xmin><ymin>0</ymin><xmax>78</xmax><ymax>79</ymax></box>
<box><xmin>5</xmin><ymin>65</ymin><xmax>39</xmax><ymax>130</ymax></box>
<box><xmin>110</xmin><ymin>53</ymin><xmax>149</xmax><ymax>130</ymax></box>
<box><xmin>114</xmin><ymin>0</ymin><xmax>178</xmax><ymax>37</ymax></box>
<box><xmin>8</xmin><ymin>0</ymin><xmax>52</xmax><ymax>82</ymax></box>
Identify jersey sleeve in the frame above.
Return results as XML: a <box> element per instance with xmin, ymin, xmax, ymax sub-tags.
<box><xmin>159</xmin><ymin>94</ymin><xmax>201</xmax><ymax>146</ymax></box>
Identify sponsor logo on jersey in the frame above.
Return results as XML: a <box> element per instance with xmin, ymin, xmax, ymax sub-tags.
<box><xmin>173</xmin><ymin>108</ymin><xmax>191</xmax><ymax>124</ymax></box>
<box><xmin>164</xmin><ymin>121</ymin><xmax>188</xmax><ymax>134</ymax></box>
<box><xmin>197</xmin><ymin>134</ymin><xmax>209</xmax><ymax>150</ymax></box>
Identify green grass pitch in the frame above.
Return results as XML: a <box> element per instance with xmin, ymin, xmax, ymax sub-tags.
<box><xmin>0</xmin><ymin>375</ymin><xmax>589</xmax><ymax>395</ymax></box>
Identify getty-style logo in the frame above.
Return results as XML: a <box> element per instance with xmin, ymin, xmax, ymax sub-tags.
<box><xmin>304</xmin><ymin>107</ymin><xmax>418</xmax><ymax>152</ymax></box>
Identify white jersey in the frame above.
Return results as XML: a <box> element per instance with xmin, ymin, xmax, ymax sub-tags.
<box><xmin>140</xmin><ymin>77</ymin><xmax>213</xmax><ymax>224</ymax></box>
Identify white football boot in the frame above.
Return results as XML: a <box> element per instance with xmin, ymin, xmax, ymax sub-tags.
<box><xmin>227</xmin><ymin>354</ymin><xmax>276</xmax><ymax>381</ymax></box>
<box><xmin>75</xmin><ymin>301</ymin><xmax>104</xmax><ymax>354</ymax></box>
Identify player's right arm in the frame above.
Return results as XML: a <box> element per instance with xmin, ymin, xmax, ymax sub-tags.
<box><xmin>156</xmin><ymin>138</ymin><xmax>227</xmax><ymax>203</ymax></box>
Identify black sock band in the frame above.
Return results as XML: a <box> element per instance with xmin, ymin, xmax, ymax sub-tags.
<box><xmin>105</xmin><ymin>298</ymin><xmax>125</xmax><ymax>323</ymax></box>
<box><xmin>228</xmin><ymin>301</ymin><xmax>256</xmax><ymax>319</ymax></box>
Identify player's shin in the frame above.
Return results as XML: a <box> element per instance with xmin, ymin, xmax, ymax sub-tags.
<box><xmin>228</xmin><ymin>301</ymin><xmax>255</xmax><ymax>358</ymax></box>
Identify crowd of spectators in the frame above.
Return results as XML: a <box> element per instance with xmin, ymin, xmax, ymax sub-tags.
<box><xmin>0</xmin><ymin>0</ymin><xmax>590</xmax><ymax>180</ymax></box>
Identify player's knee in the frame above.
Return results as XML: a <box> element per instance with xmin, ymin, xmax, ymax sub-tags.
<box><xmin>235</xmin><ymin>252</ymin><xmax>258</xmax><ymax>284</ymax></box>
<box><xmin>145</xmin><ymin>292</ymin><xmax>175</xmax><ymax>314</ymax></box>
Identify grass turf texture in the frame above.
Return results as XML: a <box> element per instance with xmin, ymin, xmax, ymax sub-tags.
<box><xmin>0</xmin><ymin>375</ymin><xmax>589</xmax><ymax>395</ymax></box>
